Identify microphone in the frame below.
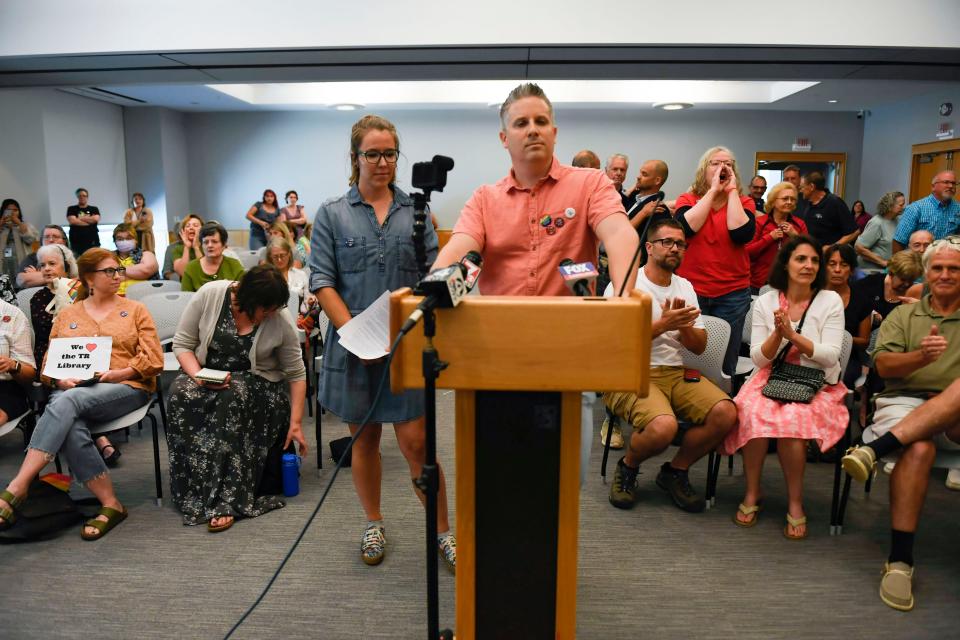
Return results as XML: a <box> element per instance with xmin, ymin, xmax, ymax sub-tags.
<box><xmin>558</xmin><ymin>258</ymin><xmax>598</xmax><ymax>297</ymax></box>
<box><xmin>401</xmin><ymin>252</ymin><xmax>484</xmax><ymax>334</ymax></box>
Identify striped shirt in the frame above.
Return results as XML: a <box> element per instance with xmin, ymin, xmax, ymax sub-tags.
<box><xmin>892</xmin><ymin>194</ymin><xmax>960</xmax><ymax>245</ymax></box>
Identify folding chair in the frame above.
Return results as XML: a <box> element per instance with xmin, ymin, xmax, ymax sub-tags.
<box><xmin>125</xmin><ymin>280</ymin><xmax>181</xmax><ymax>301</ymax></box>
<box><xmin>16</xmin><ymin>286</ymin><xmax>42</xmax><ymax>318</ymax></box>
<box><xmin>236</xmin><ymin>250</ymin><xmax>262</xmax><ymax>270</ymax></box>
<box><xmin>140</xmin><ymin>291</ymin><xmax>195</xmax><ymax>435</ymax></box>
<box><xmin>89</xmin><ymin>400</ymin><xmax>163</xmax><ymax>505</ymax></box>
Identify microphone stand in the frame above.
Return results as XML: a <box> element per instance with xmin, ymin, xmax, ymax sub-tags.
<box><xmin>412</xmin><ymin>193</ymin><xmax>430</xmax><ymax>281</ymax></box>
<box><xmin>414</xmin><ymin>306</ymin><xmax>447</xmax><ymax>640</ymax></box>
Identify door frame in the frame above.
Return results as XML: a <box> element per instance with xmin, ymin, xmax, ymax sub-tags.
<box><xmin>754</xmin><ymin>152</ymin><xmax>848</xmax><ymax>198</ymax></box>
<box><xmin>909</xmin><ymin>139</ymin><xmax>958</xmax><ymax>203</ymax></box>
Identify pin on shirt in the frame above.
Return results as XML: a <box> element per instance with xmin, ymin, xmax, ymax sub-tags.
<box><xmin>539</xmin><ymin>214</ymin><xmax>553</xmax><ymax>228</ymax></box>
<box><xmin>564</xmin><ymin>207</ymin><xmax>576</xmax><ymax>219</ymax></box>
<box><xmin>553</xmin><ymin>217</ymin><xmax>565</xmax><ymax>228</ymax></box>
<box><xmin>120</xmin><ymin>310</ymin><xmax>129</xmax><ymax>318</ymax></box>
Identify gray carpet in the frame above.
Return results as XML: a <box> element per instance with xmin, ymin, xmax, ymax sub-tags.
<box><xmin>1</xmin><ymin>390</ymin><xmax>958</xmax><ymax>639</ymax></box>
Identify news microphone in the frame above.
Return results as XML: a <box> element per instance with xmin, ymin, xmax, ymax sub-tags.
<box><xmin>401</xmin><ymin>252</ymin><xmax>484</xmax><ymax>334</ymax></box>
<box><xmin>558</xmin><ymin>258</ymin><xmax>598</xmax><ymax>297</ymax></box>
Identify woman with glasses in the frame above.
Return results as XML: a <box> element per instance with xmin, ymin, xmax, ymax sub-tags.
<box><xmin>245</xmin><ymin>189</ymin><xmax>281</xmax><ymax>250</ymax></box>
<box><xmin>266</xmin><ymin>236</ymin><xmax>314</xmax><ymax>318</ymax></box>
<box><xmin>166</xmin><ymin>265</ymin><xmax>307</xmax><ymax>533</ymax></box>
<box><xmin>255</xmin><ymin>222</ymin><xmax>295</xmax><ymax>265</ymax></box>
<box><xmin>0</xmin><ymin>248</ymin><xmax>163</xmax><ymax>540</ymax></box>
<box><xmin>856</xmin><ymin>191</ymin><xmax>904</xmax><ymax>274</ymax></box>
<box><xmin>180</xmin><ymin>223</ymin><xmax>245</xmax><ymax>292</ymax></box>
<box><xmin>675</xmin><ymin>146</ymin><xmax>757</xmax><ymax>375</ymax></box>
<box><xmin>309</xmin><ymin>114</ymin><xmax>456</xmax><ymax>571</ymax></box>
<box><xmin>746</xmin><ymin>181</ymin><xmax>807</xmax><ymax>294</ymax></box>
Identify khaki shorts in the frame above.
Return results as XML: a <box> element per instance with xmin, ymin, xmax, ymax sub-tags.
<box><xmin>603</xmin><ymin>366</ymin><xmax>731</xmax><ymax>432</ymax></box>
<box><xmin>863</xmin><ymin>395</ymin><xmax>960</xmax><ymax>451</ymax></box>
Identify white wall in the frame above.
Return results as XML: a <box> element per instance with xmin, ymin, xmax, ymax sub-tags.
<box><xmin>0</xmin><ymin>88</ymin><xmax>128</xmax><ymax>230</ymax></box>
<box><xmin>1</xmin><ymin>0</ymin><xmax>956</xmax><ymax>55</ymax></box>
<box><xmin>183</xmin><ymin>107</ymin><xmax>865</xmax><ymax>230</ymax></box>
<box><xmin>859</xmin><ymin>88</ymin><xmax>960</xmax><ymax>209</ymax></box>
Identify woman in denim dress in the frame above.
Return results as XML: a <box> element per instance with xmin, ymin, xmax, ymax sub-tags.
<box><xmin>309</xmin><ymin>115</ymin><xmax>455</xmax><ymax>571</ymax></box>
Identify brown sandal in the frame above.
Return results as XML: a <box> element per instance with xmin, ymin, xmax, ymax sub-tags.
<box><xmin>81</xmin><ymin>506</ymin><xmax>128</xmax><ymax>540</ymax></box>
<box><xmin>207</xmin><ymin>516</ymin><xmax>235</xmax><ymax>533</ymax></box>
<box><xmin>0</xmin><ymin>489</ymin><xmax>25</xmax><ymax>530</ymax></box>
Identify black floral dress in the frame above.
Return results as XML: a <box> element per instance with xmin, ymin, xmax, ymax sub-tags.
<box><xmin>166</xmin><ymin>289</ymin><xmax>290</xmax><ymax>525</ymax></box>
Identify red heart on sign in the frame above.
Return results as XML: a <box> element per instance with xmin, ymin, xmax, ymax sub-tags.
<box><xmin>85</xmin><ymin>343</ymin><xmax>97</xmax><ymax>352</ymax></box>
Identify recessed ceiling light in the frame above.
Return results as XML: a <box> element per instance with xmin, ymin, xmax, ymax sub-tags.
<box><xmin>653</xmin><ymin>102</ymin><xmax>693</xmax><ymax>111</ymax></box>
<box><xmin>331</xmin><ymin>103</ymin><xmax>364</xmax><ymax>111</ymax></box>
<box><xmin>828</xmin><ymin>99</ymin><xmax>838</xmax><ymax>104</ymax></box>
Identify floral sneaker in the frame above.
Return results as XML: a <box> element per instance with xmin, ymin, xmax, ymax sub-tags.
<box><xmin>438</xmin><ymin>532</ymin><xmax>456</xmax><ymax>574</ymax></box>
<box><xmin>361</xmin><ymin>522</ymin><xmax>386</xmax><ymax>566</ymax></box>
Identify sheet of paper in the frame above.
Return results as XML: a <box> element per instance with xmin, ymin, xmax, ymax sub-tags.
<box><xmin>42</xmin><ymin>337</ymin><xmax>113</xmax><ymax>380</ymax></box>
<box><xmin>337</xmin><ymin>290</ymin><xmax>391</xmax><ymax>360</ymax></box>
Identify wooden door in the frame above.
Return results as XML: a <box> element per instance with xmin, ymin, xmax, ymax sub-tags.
<box><xmin>910</xmin><ymin>141</ymin><xmax>959</xmax><ymax>202</ymax></box>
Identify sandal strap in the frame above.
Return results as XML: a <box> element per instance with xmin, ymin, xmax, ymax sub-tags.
<box><xmin>737</xmin><ymin>503</ymin><xmax>761</xmax><ymax>515</ymax></box>
<box><xmin>84</xmin><ymin>518</ymin><xmax>108</xmax><ymax>533</ymax></box>
<box><xmin>786</xmin><ymin>513</ymin><xmax>807</xmax><ymax>527</ymax></box>
<box><xmin>97</xmin><ymin>506</ymin><xmax>124</xmax><ymax>520</ymax></box>
<box><xmin>1</xmin><ymin>489</ymin><xmax>24</xmax><ymax>509</ymax></box>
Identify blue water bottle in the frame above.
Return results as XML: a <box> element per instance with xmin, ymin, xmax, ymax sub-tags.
<box><xmin>281</xmin><ymin>453</ymin><xmax>301</xmax><ymax>497</ymax></box>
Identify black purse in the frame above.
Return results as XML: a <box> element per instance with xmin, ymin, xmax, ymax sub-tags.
<box><xmin>761</xmin><ymin>292</ymin><xmax>826</xmax><ymax>404</ymax></box>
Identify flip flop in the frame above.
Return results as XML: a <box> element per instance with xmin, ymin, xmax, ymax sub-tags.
<box><xmin>0</xmin><ymin>489</ymin><xmax>25</xmax><ymax>531</ymax></box>
<box><xmin>733</xmin><ymin>502</ymin><xmax>762</xmax><ymax>528</ymax></box>
<box><xmin>81</xmin><ymin>506</ymin><xmax>128</xmax><ymax>541</ymax></box>
<box><xmin>208</xmin><ymin>516</ymin><xmax>235</xmax><ymax>533</ymax></box>
<box><xmin>783</xmin><ymin>513</ymin><xmax>808</xmax><ymax>540</ymax></box>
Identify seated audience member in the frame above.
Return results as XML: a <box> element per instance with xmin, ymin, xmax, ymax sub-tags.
<box><xmin>824</xmin><ymin>244</ymin><xmax>872</xmax><ymax>388</ymax></box>
<box><xmin>851</xmin><ymin>199</ymin><xmax>871</xmax><ymax>232</ymax></box>
<box><xmin>841</xmin><ymin>236</ymin><xmax>960</xmax><ymax>611</ymax></box>
<box><xmin>279</xmin><ymin>190</ymin><xmax>308</xmax><ymax>240</ymax></box>
<box><xmin>0</xmin><ymin>275</ymin><xmax>14</xmax><ymax>306</ymax></box>
<box><xmin>891</xmin><ymin>170</ymin><xmax>958</xmax><ymax>253</ymax></box>
<box><xmin>0</xmin><ymin>199</ymin><xmax>39</xmax><ymax>282</ymax></box>
<box><xmin>16</xmin><ymin>224</ymin><xmax>69</xmax><ymax>289</ymax></box>
<box><xmin>855</xmin><ymin>250</ymin><xmax>923</xmax><ymax>322</ymax></box>
<box><xmin>675</xmin><ymin>146</ymin><xmax>756</xmax><ymax>376</ymax></box>
<box><xmin>256</xmin><ymin>222</ymin><xmax>295</xmax><ymax>264</ymax></box>
<box><xmin>294</xmin><ymin>223</ymin><xmax>311</xmax><ymax>269</ymax></box>
<box><xmin>571</xmin><ymin>149</ymin><xmax>601</xmax><ymax>169</ymax></box>
<box><xmin>907</xmin><ymin>229</ymin><xmax>934</xmax><ymax>254</ymax></box>
<box><xmin>166</xmin><ymin>265</ymin><xmax>307</xmax><ymax>532</ymax></box>
<box><xmin>245</xmin><ymin>189</ymin><xmax>281</xmax><ymax>250</ymax></box>
<box><xmin>266</xmin><ymin>237</ymin><xmax>312</xmax><ymax>309</ymax></box>
<box><xmin>112</xmin><ymin>223</ymin><xmax>159</xmax><ymax>296</ymax></box>
<box><xmin>162</xmin><ymin>214</ymin><xmax>204</xmax><ymax>280</ymax></box>
<box><xmin>180</xmin><ymin>223</ymin><xmax>244</xmax><ymax>293</ymax></box>
<box><xmin>604</xmin><ymin>219</ymin><xmax>737</xmax><ymax>512</ymax></box>
<box><xmin>855</xmin><ymin>191</ymin><xmax>903</xmax><ymax>273</ymax></box>
<box><xmin>123</xmin><ymin>192</ymin><xmax>156</xmax><ymax>253</ymax></box>
<box><xmin>721</xmin><ymin>235</ymin><xmax>847</xmax><ymax>539</ymax></box>
<box><xmin>0</xmin><ymin>298</ymin><xmax>36</xmax><ymax>427</ymax></box>
<box><xmin>746</xmin><ymin>181</ymin><xmax>806</xmax><ymax>293</ymax></box>
<box><xmin>0</xmin><ymin>248</ymin><xmax>163</xmax><ymax>539</ymax></box>
<box><xmin>29</xmin><ymin>244</ymin><xmax>80</xmax><ymax>370</ymax></box>
<box><xmin>798</xmin><ymin>172</ymin><xmax>858</xmax><ymax>250</ymax></box>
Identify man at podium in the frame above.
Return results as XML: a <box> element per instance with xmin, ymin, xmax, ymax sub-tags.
<box><xmin>434</xmin><ymin>83</ymin><xmax>640</xmax><ymax>478</ymax></box>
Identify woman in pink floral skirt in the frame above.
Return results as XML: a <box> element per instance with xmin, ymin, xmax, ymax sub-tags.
<box><xmin>721</xmin><ymin>235</ymin><xmax>847</xmax><ymax>539</ymax></box>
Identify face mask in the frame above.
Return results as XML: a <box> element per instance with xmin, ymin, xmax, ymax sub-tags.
<box><xmin>115</xmin><ymin>240</ymin><xmax>136</xmax><ymax>252</ymax></box>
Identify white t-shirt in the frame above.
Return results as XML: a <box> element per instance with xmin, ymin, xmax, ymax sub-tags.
<box><xmin>605</xmin><ymin>267</ymin><xmax>704</xmax><ymax>367</ymax></box>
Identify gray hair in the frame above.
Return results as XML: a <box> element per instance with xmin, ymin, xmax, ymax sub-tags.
<box><xmin>37</xmin><ymin>243</ymin><xmax>78</xmax><ymax>278</ymax></box>
<box><xmin>922</xmin><ymin>235</ymin><xmax>960</xmax><ymax>271</ymax></box>
<box><xmin>605</xmin><ymin>153</ymin><xmax>629</xmax><ymax>168</ymax></box>
<box><xmin>876</xmin><ymin>191</ymin><xmax>904</xmax><ymax>218</ymax></box>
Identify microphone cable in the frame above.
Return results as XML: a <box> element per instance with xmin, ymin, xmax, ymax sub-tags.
<box><xmin>616</xmin><ymin>193</ymin><xmax>665</xmax><ymax>298</ymax></box>
<box><xmin>224</xmin><ymin>329</ymin><xmax>408</xmax><ymax>639</ymax></box>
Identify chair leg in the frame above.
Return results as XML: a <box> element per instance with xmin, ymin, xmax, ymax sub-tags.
<box><xmin>600</xmin><ymin>409</ymin><xmax>614</xmax><ymax>482</ymax></box>
<box><xmin>864</xmin><ymin>471</ymin><xmax>874</xmax><ymax>495</ymax></box>
<box><xmin>705</xmin><ymin>451</ymin><xmax>716</xmax><ymax>508</ymax></box>
<box><xmin>149</xmin><ymin>415</ymin><xmax>163</xmax><ymax>506</ymax></box>
<box><xmin>315</xmin><ymin>401</ymin><xmax>323</xmax><ymax>472</ymax></box>
<box><xmin>836</xmin><ymin>475</ymin><xmax>853</xmax><ymax>533</ymax></box>
<box><xmin>727</xmin><ymin>455</ymin><xmax>734</xmax><ymax>475</ymax></box>
<box><xmin>155</xmin><ymin>385</ymin><xmax>168</xmax><ymax>437</ymax></box>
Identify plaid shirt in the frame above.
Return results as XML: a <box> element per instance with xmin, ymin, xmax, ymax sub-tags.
<box><xmin>893</xmin><ymin>194</ymin><xmax>960</xmax><ymax>245</ymax></box>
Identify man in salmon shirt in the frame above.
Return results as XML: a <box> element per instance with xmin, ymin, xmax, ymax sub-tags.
<box><xmin>674</xmin><ymin>146</ymin><xmax>756</xmax><ymax>376</ymax></box>
<box><xmin>434</xmin><ymin>82</ymin><xmax>639</xmax><ymax>478</ymax></box>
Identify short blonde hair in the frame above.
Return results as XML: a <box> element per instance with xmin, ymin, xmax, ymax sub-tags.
<box><xmin>764</xmin><ymin>182</ymin><xmax>798</xmax><ymax>214</ymax></box>
<box><xmin>690</xmin><ymin>146</ymin><xmax>743</xmax><ymax>198</ymax></box>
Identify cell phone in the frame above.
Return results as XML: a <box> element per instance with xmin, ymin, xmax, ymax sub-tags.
<box><xmin>683</xmin><ymin>368</ymin><xmax>701</xmax><ymax>383</ymax></box>
<box><xmin>75</xmin><ymin>376</ymin><xmax>100</xmax><ymax>387</ymax></box>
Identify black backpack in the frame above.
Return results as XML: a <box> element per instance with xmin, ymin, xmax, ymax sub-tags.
<box><xmin>0</xmin><ymin>478</ymin><xmax>95</xmax><ymax>543</ymax></box>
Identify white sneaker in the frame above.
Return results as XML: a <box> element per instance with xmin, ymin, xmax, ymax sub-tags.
<box><xmin>946</xmin><ymin>468</ymin><xmax>960</xmax><ymax>491</ymax></box>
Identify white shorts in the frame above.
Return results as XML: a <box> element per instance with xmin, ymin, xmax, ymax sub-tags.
<box><xmin>863</xmin><ymin>395</ymin><xmax>960</xmax><ymax>451</ymax></box>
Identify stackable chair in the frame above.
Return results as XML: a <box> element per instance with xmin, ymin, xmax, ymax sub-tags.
<box><xmin>236</xmin><ymin>250</ymin><xmax>262</xmax><ymax>270</ymax></box>
<box><xmin>16</xmin><ymin>286</ymin><xmax>42</xmax><ymax>317</ymax></box>
<box><xmin>125</xmin><ymin>280</ymin><xmax>181</xmax><ymax>301</ymax></box>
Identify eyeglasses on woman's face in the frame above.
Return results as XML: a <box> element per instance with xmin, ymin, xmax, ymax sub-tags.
<box><xmin>358</xmin><ymin>149</ymin><xmax>399</xmax><ymax>164</ymax></box>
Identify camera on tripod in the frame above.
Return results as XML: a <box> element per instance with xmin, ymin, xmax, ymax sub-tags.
<box><xmin>412</xmin><ymin>155</ymin><xmax>454</xmax><ymax>192</ymax></box>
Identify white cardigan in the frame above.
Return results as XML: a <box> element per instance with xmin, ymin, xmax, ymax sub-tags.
<box><xmin>750</xmin><ymin>289</ymin><xmax>845</xmax><ymax>384</ymax></box>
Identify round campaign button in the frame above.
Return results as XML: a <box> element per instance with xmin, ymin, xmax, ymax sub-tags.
<box><xmin>540</xmin><ymin>214</ymin><xmax>553</xmax><ymax>227</ymax></box>
<box><xmin>70</xmin><ymin>323</ymin><xmax>78</xmax><ymax>329</ymax></box>
<box><xmin>564</xmin><ymin>207</ymin><xmax>576</xmax><ymax>219</ymax></box>
<box><xmin>120</xmin><ymin>310</ymin><xmax>129</xmax><ymax>317</ymax></box>
<box><xmin>553</xmin><ymin>217</ymin><xmax>565</xmax><ymax>228</ymax></box>
<box><xmin>546</xmin><ymin>227</ymin><xmax>557</xmax><ymax>235</ymax></box>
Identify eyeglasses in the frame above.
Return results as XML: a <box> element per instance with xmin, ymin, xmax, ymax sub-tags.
<box><xmin>708</xmin><ymin>160</ymin><xmax>733</xmax><ymax>168</ymax></box>
<box><xmin>358</xmin><ymin>149</ymin><xmax>399</xmax><ymax>164</ymax></box>
<box><xmin>649</xmin><ymin>238</ymin><xmax>688</xmax><ymax>250</ymax></box>
<box><xmin>93</xmin><ymin>267</ymin><xmax>126</xmax><ymax>278</ymax></box>
<box><xmin>934</xmin><ymin>180</ymin><xmax>957</xmax><ymax>186</ymax></box>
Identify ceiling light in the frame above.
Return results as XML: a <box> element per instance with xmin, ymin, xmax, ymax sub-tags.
<box><xmin>653</xmin><ymin>102</ymin><xmax>693</xmax><ymax>111</ymax></box>
<box><xmin>828</xmin><ymin>99</ymin><xmax>838</xmax><ymax>103</ymax></box>
<box><xmin>331</xmin><ymin>103</ymin><xmax>364</xmax><ymax>111</ymax></box>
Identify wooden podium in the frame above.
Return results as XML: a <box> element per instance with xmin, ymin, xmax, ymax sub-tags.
<box><xmin>390</xmin><ymin>290</ymin><xmax>651</xmax><ymax>640</ymax></box>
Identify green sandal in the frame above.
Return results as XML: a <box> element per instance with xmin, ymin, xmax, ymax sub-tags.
<box><xmin>81</xmin><ymin>506</ymin><xmax>128</xmax><ymax>541</ymax></box>
<box><xmin>0</xmin><ymin>489</ymin><xmax>25</xmax><ymax>530</ymax></box>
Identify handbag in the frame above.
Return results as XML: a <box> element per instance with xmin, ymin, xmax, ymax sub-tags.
<box><xmin>761</xmin><ymin>292</ymin><xmax>825</xmax><ymax>404</ymax></box>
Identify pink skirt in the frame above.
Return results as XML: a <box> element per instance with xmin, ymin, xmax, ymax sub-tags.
<box><xmin>720</xmin><ymin>362</ymin><xmax>849</xmax><ymax>455</ymax></box>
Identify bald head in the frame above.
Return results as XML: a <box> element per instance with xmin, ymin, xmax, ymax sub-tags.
<box><xmin>635</xmin><ymin>159</ymin><xmax>669</xmax><ymax>195</ymax></box>
<box><xmin>908</xmin><ymin>229</ymin><xmax>935</xmax><ymax>253</ymax></box>
<box><xmin>571</xmin><ymin>150</ymin><xmax>601</xmax><ymax>169</ymax></box>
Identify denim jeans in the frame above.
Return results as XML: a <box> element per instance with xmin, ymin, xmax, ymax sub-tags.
<box><xmin>697</xmin><ymin>287</ymin><xmax>752</xmax><ymax>377</ymax></box>
<box><xmin>29</xmin><ymin>383</ymin><xmax>149</xmax><ymax>483</ymax></box>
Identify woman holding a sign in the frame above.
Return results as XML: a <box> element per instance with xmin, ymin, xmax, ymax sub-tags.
<box><xmin>0</xmin><ymin>248</ymin><xmax>163</xmax><ymax>540</ymax></box>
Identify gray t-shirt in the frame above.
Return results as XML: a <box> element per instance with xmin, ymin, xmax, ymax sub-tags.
<box><xmin>856</xmin><ymin>215</ymin><xmax>897</xmax><ymax>272</ymax></box>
